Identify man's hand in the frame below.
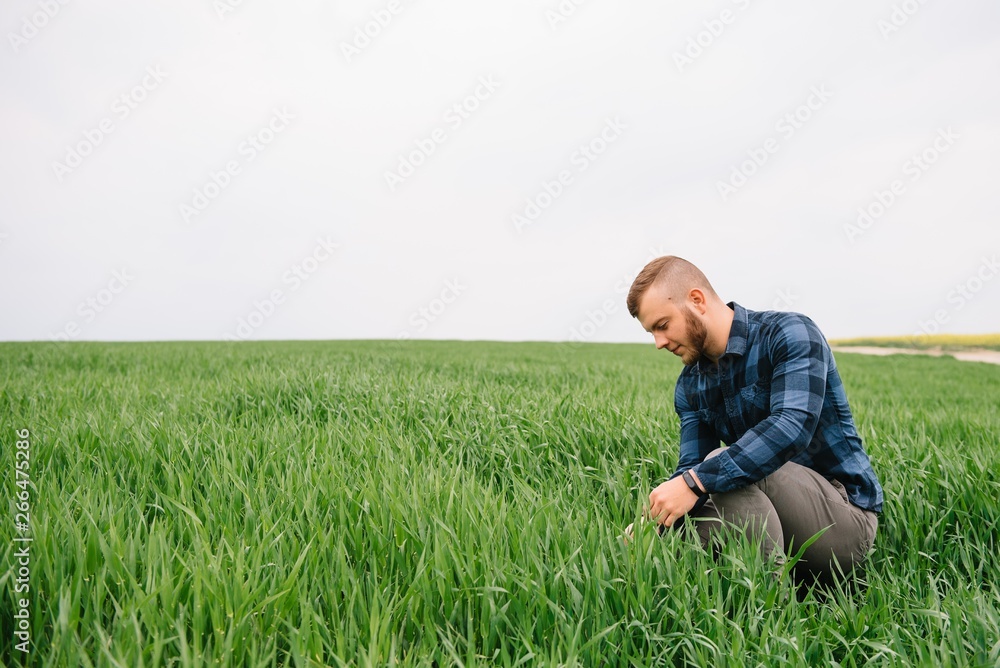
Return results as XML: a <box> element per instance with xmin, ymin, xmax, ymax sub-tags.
<box><xmin>647</xmin><ymin>475</ymin><xmax>701</xmax><ymax>528</ymax></box>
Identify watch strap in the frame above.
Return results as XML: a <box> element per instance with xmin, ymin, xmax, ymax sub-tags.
<box><xmin>682</xmin><ymin>470</ymin><xmax>707</xmax><ymax>498</ymax></box>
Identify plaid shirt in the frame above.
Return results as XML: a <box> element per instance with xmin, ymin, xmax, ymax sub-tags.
<box><xmin>674</xmin><ymin>302</ymin><xmax>883</xmax><ymax>513</ymax></box>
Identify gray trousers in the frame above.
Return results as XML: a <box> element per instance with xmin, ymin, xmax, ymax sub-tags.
<box><xmin>686</xmin><ymin>447</ymin><xmax>879</xmax><ymax>585</ymax></box>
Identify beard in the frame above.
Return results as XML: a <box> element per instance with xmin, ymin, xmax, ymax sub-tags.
<box><xmin>680</xmin><ymin>305</ymin><xmax>709</xmax><ymax>366</ymax></box>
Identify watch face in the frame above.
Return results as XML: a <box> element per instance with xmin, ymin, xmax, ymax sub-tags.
<box><xmin>683</xmin><ymin>471</ymin><xmax>704</xmax><ymax>496</ymax></box>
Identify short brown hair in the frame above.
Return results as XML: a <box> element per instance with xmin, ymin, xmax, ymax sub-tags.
<box><xmin>626</xmin><ymin>256</ymin><xmax>717</xmax><ymax>318</ymax></box>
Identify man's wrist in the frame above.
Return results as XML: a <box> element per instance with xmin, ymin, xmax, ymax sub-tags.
<box><xmin>682</xmin><ymin>470</ymin><xmax>708</xmax><ymax>498</ymax></box>
<box><xmin>688</xmin><ymin>468</ymin><xmax>706</xmax><ymax>493</ymax></box>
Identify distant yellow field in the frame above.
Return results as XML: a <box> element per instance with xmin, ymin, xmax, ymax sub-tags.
<box><xmin>829</xmin><ymin>333</ymin><xmax>1000</xmax><ymax>351</ymax></box>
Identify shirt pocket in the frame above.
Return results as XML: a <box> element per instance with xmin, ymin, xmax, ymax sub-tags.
<box><xmin>739</xmin><ymin>380</ymin><xmax>771</xmax><ymax>426</ymax></box>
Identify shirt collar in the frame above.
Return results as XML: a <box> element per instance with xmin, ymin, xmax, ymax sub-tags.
<box><xmin>724</xmin><ymin>301</ymin><xmax>748</xmax><ymax>357</ymax></box>
<box><xmin>695</xmin><ymin>301</ymin><xmax>747</xmax><ymax>373</ymax></box>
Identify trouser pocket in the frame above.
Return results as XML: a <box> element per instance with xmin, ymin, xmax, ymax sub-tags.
<box><xmin>829</xmin><ymin>478</ymin><xmax>850</xmax><ymax>505</ymax></box>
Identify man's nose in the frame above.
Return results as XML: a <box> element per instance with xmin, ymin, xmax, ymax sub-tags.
<box><xmin>654</xmin><ymin>333</ymin><xmax>670</xmax><ymax>350</ymax></box>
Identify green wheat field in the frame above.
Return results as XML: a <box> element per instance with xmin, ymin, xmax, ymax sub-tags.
<box><xmin>1</xmin><ymin>340</ymin><xmax>998</xmax><ymax>667</ymax></box>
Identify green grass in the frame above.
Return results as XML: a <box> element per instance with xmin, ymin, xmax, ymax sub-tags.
<box><xmin>1</xmin><ymin>340</ymin><xmax>999</xmax><ymax>667</ymax></box>
<box><xmin>830</xmin><ymin>333</ymin><xmax>1000</xmax><ymax>351</ymax></box>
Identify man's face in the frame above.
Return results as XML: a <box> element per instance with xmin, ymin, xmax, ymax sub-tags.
<box><xmin>637</xmin><ymin>287</ymin><xmax>708</xmax><ymax>366</ymax></box>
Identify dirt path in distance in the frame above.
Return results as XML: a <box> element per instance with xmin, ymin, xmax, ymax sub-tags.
<box><xmin>830</xmin><ymin>346</ymin><xmax>1000</xmax><ymax>366</ymax></box>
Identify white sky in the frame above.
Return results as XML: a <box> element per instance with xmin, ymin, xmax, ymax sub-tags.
<box><xmin>1</xmin><ymin>0</ymin><xmax>998</xmax><ymax>343</ymax></box>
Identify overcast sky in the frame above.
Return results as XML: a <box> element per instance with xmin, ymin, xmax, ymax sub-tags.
<box><xmin>1</xmin><ymin>0</ymin><xmax>998</xmax><ymax>344</ymax></box>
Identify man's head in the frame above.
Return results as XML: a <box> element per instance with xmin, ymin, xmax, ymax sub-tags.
<box><xmin>627</xmin><ymin>256</ymin><xmax>729</xmax><ymax>365</ymax></box>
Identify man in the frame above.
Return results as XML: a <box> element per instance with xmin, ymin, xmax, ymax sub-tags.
<box><xmin>624</xmin><ymin>256</ymin><xmax>882</xmax><ymax>586</ymax></box>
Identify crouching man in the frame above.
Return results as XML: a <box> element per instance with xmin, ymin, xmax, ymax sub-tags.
<box><xmin>625</xmin><ymin>256</ymin><xmax>882</xmax><ymax>586</ymax></box>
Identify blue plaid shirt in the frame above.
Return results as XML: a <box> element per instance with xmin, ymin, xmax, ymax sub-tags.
<box><xmin>674</xmin><ymin>302</ymin><xmax>883</xmax><ymax>513</ymax></box>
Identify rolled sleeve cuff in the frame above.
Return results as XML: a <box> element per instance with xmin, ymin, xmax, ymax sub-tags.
<box><xmin>692</xmin><ymin>451</ymin><xmax>740</xmax><ymax>495</ymax></box>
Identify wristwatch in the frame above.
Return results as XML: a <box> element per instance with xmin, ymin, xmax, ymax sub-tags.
<box><xmin>682</xmin><ymin>470</ymin><xmax>708</xmax><ymax>499</ymax></box>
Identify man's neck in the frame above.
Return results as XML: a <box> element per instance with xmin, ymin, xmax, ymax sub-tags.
<box><xmin>703</xmin><ymin>302</ymin><xmax>735</xmax><ymax>363</ymax></box>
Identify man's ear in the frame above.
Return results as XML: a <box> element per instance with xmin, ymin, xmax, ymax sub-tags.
<box><xmin>688</xmin><ymin>288</ymin><xmax>708</xmax><ymax>313</ymax></box>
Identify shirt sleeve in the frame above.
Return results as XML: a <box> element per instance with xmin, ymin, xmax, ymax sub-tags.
<box><xmin>671</xmin><ymin>379</ymin><xmax>719</xmax><ymax>480</ymax></box>
<box><xmin>671</xmin><ymin>377</ymin><xmax>720</xmax><ymax>514</ymax></box>
<box><xmin>691</xmin><ymin>315</ymin><xmax>828</xmax><ymax>494</ymax></box>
